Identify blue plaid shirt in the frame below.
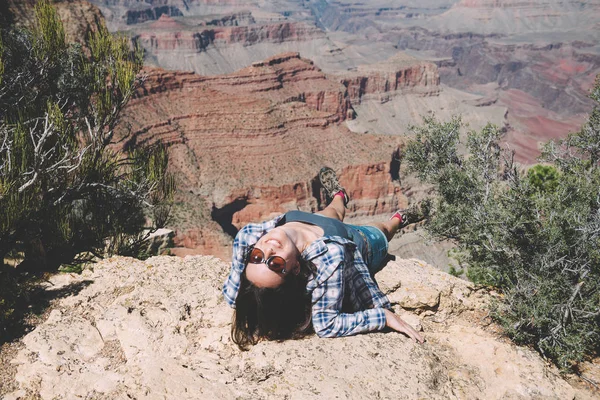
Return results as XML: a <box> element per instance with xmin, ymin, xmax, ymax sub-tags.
<box><xmin>222</xmin><ymin>214</ymin><xmax>391</xmax><ymax>338</ymax></box>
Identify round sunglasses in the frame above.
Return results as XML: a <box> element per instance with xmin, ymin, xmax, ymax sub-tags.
<box><xmin>247</xmin><ymin>247</ymin><xmax>288</xmax><ymax>274</ymax></box>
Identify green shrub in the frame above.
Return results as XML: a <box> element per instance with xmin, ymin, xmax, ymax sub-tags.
<box><xmin>0</xmin><ymin>1</ymin><xmax>174</xmax><ymax>339</ymax></box>
<box><xmin>526</xmin><ymin>164</ymin><xmax>559</xmax><ymax>193</ymax></box>
<box><xmin>403</xmin><ymin>78</ymin><xmax>600</xmax><ymax>370</ymax></box>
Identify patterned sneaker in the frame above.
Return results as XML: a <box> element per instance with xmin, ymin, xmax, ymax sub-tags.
<box><xmin>318</xmin><ymin>166</ymin><xmax>349</xmax><ymax>207</ymax></box>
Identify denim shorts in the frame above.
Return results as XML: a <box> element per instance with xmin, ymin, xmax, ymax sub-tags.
<box><xmin>346</xmin><ymin>224</ymin><xmax>389</xmax><ymax>275</ymax></box>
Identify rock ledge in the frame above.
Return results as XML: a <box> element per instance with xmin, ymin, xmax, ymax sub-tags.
<box><xmin>5</xmin><ymin>255</ymin><xmax>591</xmax><ymax>399</ymax></box>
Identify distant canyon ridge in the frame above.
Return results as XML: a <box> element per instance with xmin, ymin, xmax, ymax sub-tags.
<box><xmin>11</xmin><ymin>0</ymin><xmax>599</xmax><ymax>259</ymax></box>
<box><xmin>91</xmin><ymin>0</ymin><xmax>600</xmax><ymax>163</ymax></box>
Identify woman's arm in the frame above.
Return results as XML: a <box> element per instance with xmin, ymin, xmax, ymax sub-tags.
<box><xmin>311</xmin><ymin>258</ymin><xmax>424</xmax><ymax>342</ymax></box>
<box><xmin>310</xmin><ymin>260</ymin><xmax>384</xmax><ymax>337</ymax></box>
<box><xmin>313</xmin><ymin>301</ymin><xmax>424</xmax><ymax>343</ymax></box>
<box><xmin>312</xmin><ymin>307</ymin><xmax>388</xmax><ymax>338</ymax></box>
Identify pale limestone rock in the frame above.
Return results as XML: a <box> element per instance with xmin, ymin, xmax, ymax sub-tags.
<box><xmin>4</xmin><ymin>256</ymin><xmax>592</xmax><ymax>400</ymax></box>
<box><xmin>396</xmin><ymin>311</ymin><xmax>422</xmax><ymax>332</ymax></box>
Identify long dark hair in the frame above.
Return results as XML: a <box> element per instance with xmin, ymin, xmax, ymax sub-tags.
<box><xmin>232</xmin><ymin>257</ymin><xmax>314</xmax><ymax>350</ymax></box>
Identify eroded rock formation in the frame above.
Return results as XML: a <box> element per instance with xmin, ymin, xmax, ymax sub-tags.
<box><xmin>309</xmin><ymin>0</ymin><xmax>600</xmax><ymax>162</ymax></box>
<box><xmin>339</xmin><ymin>53</ymin><xmax>441</xmax><ymax>104</ymax></box>
<box><xmin>132</xmin><ymin>17</ymin><xmax>325</xmax><ymax>53</ymax></box>
<box><xmin>119</xmin><ymin>52</ymin><xmax>422</xmax><ymax>256</ymax></box>
<box><xmin>86</xmin><ymin>0</ymin><xmax>600</xmax><ymax>164</ymax></box>
<box><xmin>4</xmin><ymin>255</ymin><xmax>595</xmax><ymax>399</ymax></box>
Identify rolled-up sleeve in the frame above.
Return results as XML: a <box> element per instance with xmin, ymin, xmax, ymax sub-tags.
<box><xmin>311</xmin><ymin>262</ymin><xmax>387</xmax><ymax>337</ymax></box>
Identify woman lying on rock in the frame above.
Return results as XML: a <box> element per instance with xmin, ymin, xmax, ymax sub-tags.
<box><xmin>223</xmin><ymin>167</ymin><xmax>424</xmax><ymax>349</ymax></box>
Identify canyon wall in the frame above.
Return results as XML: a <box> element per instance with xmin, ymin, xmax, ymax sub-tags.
<box><xmin>119</xmin><ymin>52</ymin><xmax>438</xmax><ymax>256</ymax></box>
<box><xmin>308</xmin><ymin>0</ymin><xmax>600</xmax><ymax>162</ymax></box>
<box><xmin>339</xmin><ymin>54</ymin><xmax>441</xmax><ymax>104</ymax></box>
<box><xmin>131</xmin><ymin>16</ymin><xmax>326</xmax><ymax>53</ymax></box>
<box><xmin>83</xmin><ymin>0</ymin><xmax>600</xmax><ymax>163</ymax></box>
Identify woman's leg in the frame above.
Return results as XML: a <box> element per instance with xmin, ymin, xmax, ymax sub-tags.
<box><xmin>370</xmin><ymin>216</ymin><xmax>403</xmax><ymax>242</ymax></box>
<box><xmin>351</xmin><ymin>211</ymin><xmax>405</xmax><ymax>274</ymax></box>
<box><xmin>315</xmin><ymin>166</ymin><xmax>348</xmax><ymax>222</ymax></box>
<box><xmin>315</xmin><ymin>194</ymin><xmax>346</xmax><ymax>221</ymax></box>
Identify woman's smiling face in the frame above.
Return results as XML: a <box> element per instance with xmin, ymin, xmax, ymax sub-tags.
<box><xmin>245</xmin><ymin>227</ymin><xmax>301</xmax><ymax>288</ymax></box>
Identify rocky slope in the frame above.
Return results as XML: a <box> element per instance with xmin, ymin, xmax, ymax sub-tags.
<box><xmin>3</xmin><ymin>255</ymin><xmax>596</xmax><ymax>399</ymax></box>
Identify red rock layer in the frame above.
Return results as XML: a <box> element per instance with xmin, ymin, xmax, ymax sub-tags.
<box><xmin>119</xmin><ymin>53</ymin><xmax>407</xmax><ymax>256</ymax></box>
<box><xmin>132</xmin><ymin>20</ymin><xmax>325</xmax><ymax>52</ymax></box>
<box><xmin>338</xmin><ymin>54</ymin><xmax>440</xmax><ymax>104</ymax></box>
<box><xmin>228</xmin><ymin>162</ymin><xmax>402</xmax><ymax>229</ymax></box>
<box><xmin>130</xmin><ymin>52</ymin><xmax>352</xmax><ymax>145</ymax></box>
<box><xmin>175</xmin><ymin>162</ymin><xmax>403</xmax><ymax>259</ymax></box>
<box><xmin>171</xmin><ymin>226</ymin><xmax>232</xmax><ymax>261</ymax></box>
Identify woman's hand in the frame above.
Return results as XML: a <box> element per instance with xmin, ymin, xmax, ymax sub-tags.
<box><xmin>384</xmin><ymin>309</ymin><xmax>425</xmax><ymax>344</ymax></box>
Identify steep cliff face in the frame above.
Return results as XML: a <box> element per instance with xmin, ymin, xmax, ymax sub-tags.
<box><xmin>130</xmin><ymin>52</ymin><xmax>351</xmax><ymax>131</ymax></box>
<box><xmin>118</xmin><ymin>53</ymin><xmax>408</xmax><ymax>256</ymax></box>
<box><xmin>339</xmin><ymin>53</ymin><xmax>441</xmax><ymax>104</ymax></box>
<box><xmin>132</xmin><ymin>18</ymin><xmax>325</xmax><ymax>53</ymax></box>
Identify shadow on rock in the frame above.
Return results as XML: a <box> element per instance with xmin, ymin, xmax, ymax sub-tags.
<box><xmin>0</xmin><ymin>279</ymin><xmax>94</xmax><ymax>346</ymax></box>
